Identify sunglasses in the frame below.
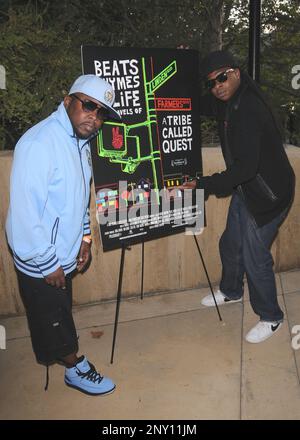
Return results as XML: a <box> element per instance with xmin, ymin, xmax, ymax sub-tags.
<box><xmin>206</xmin><ymin>68</ymin><xmax>235</xmax><ymax>90</ymax></box>
<box><xmin>71</xmin><ymin>94</ymin><xmax>109</xmax><ymax>120</ymax></box>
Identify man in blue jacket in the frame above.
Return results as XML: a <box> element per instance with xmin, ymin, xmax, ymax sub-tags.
<box><xmin>182</xmin><ymin>51</ymin><xmax>295</xmax><ymax>344</ymax></box>
<box><xmin>6</xmin><ymin>74</ymin><xmax>120</xmax><ymax>395</ymax></box>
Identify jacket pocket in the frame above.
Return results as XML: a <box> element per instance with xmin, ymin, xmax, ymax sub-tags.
<box><xmin>256</xmin><ymin>174</ymin><xmax>278</xmax><ymax>202</ymax></box>
<box><xmin>33</xmin><ymin>305</ymin><xmax>78</xmax><ymax>363</ymax></box>
<box><xmin>51</xmin><ymin>217</ymin><xmax>60</xmax><ymax>245</ymax></box>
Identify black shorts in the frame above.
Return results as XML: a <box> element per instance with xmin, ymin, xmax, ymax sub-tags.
<box><xmin>17</xmin><ymin>270</ymin><xmax>78</xmax><ymax>365</ymax></box>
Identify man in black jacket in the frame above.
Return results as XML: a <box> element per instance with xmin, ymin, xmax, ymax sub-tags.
<box><xmin>183</xmin><ymin>50</ymin><xmax>295</xmax><ymax>343</ymax></box>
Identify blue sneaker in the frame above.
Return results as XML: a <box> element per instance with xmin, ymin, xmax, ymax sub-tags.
<box><xmin>65</xmin><ymin>356</ymin><xmax>115</xmax><ymax>396</ymax></box>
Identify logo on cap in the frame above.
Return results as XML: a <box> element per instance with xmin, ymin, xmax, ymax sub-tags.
<box><xmin>104</xmin><ymin>90</ymin><xmax>114</xmax><ymax>104</ymax></box>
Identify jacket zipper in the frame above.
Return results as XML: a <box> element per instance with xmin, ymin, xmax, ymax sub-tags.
<box><xmin>223</xmin><ymin>115</ymin><xmax>233</xmax><ymax>167</ymax></box>
<box><xmin>223</xmin><ymin>114</ymin><xmax>258</xmax><ymax>227</ymax></box>
<box><xmin>77</xmin><ymin>139</ymin><xmax>87</xmax><ymax>201</ymax></box>
<box><xmin>256</xmin><ymin>174</ymin><xmax>278</xmax><ymax>201</ymax></box>
<box><xmin>237</xmin><ymin>184</ymin><xmax>258</xmax><ymax>227</ymax></box>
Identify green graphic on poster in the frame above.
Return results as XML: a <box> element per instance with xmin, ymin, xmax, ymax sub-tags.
<box><xmin>97</xmin><ymin>58</ymin><xmax>177</xmax><ymax>202</ymax></box>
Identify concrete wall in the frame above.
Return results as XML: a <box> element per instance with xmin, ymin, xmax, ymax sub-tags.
<box><xmin>1</xmin><ymin>146</ymin><xmax>300</xmax><ymax>316</ymax></box>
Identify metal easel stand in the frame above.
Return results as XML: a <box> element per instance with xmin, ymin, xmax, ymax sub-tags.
<box><xmin>110</xmin><ymin>236</ymin><xmax>222</xmax><ymax>363</ymax></box>
<box><xmin>193</xmin><ymin>234</ymin><xmax>222</xmax><ymax>322</ymax></box>
<box><xmin>110</xmin><ymin>241</ymin><xmax>145</xmax><ymax>364</ymax></box>
<box><xmin>110</xmin><ymin>244</ymin><xmax>127</xmax><ymax>364</ymax></box>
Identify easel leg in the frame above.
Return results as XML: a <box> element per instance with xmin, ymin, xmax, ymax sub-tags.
<box><xmin>140</xmin><ymin>240</ymin><xmax>144</xmax><ymax>300</ymax></box>
<box><xmin>193</xmin><ymin>235</ymin><xmax>222</xmax><ymax>321</ymax></box>
<box><xmin>110</xmin><ymin>244</ymin><xmax>126</xmax><ymax>364</ymax></box>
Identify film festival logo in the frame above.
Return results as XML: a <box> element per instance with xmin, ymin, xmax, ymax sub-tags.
<box><xmin>0</xmin><ymin>325</ymin><xmax>6</xmax><ymax>350</ymax></box>
<box><xmin>96</xmin><ymin>181</ymin><xmax>204</xmax><ymax>235</ymax></box>
<box><xmin>0</xmin><ymin>65</ymin><xmax>6</xmax><ymax>90</ymax></box>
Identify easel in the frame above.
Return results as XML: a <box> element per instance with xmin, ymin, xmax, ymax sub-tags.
<box><xmin>110</xmin><ymin>235</ymin><xmax>222</xmax><ymax>364</ymax></box>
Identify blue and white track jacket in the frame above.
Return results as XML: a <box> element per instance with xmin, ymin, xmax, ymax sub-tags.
<box><xmin>6</xmin><ymin>102</ymin><xmax>92</xmax><ymax>278</ymax></box>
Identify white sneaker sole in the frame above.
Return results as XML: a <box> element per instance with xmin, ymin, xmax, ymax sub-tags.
<box><xmin>65</xmin><ymin>380</ymin><xmax>116</xmax><ymax>396</ymax></box>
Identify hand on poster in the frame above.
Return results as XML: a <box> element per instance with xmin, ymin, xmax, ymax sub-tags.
<box><xmin>166</xmin><ymin>178</ymin><xmax>196</xmax><ymax>197</ymax></box>
<box><xmin>165</xmin><ymin>187</ymin><xmax>177</xmax><ymax>198</ymax></box>
<box><xmin>45</xmin><ymin>266</ymin><xmax>66</xmax><ymax>289</ymax></box>
<box><xmin>177</xmin><ymin>179</ymin><xmax>197</xmax><ymax>190</ymax></box>
<box><xmin>77</xmin><ymin>240</ymin><xmax>91</xmax><ymax>272</ymax></box>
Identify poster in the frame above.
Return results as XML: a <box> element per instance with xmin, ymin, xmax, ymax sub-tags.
<box><xmin>82</xmin><ymin>46</ymin><xmax>203</xmax><ymax>251</ymax></box>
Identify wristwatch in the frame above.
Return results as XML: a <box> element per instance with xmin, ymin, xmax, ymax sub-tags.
<box><xmin>82</xmin><ymin>234</ymin><xmax>92</xmax><ymax>245</ymax></box>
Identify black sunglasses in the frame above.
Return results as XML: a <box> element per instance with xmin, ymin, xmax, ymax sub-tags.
<box><xmin>71</xmin><ymin>94</ymin><xmax>109</xmax><ymax>120</ymax></box>
<box><xmin>206</xmin><ymin>68</ymin><xmax>235</xmax><ymax>90</ymax></box>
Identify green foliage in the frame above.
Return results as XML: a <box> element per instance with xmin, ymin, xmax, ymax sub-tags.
<box><xmin>260</xmin><ymin>0</ymin><xmax>300</xmax><ymax>145</ymax></box>
<box><xmin>0</xmin><ymin>2</ymin><xmax>80</xmax><ymax>148</ymax></box>
<box><xmin>0</xmin><ymin>0</ymin><xmax>299</xmax><ymax>149</ymax></box>
<box><xmin>224</xmin><ymin>0</ymin><xmax>300</xmax><ymax>145</ymax></box>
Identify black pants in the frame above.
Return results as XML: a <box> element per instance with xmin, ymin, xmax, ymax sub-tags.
<box><xmin>219</xmin><ymin>193</ymin><xmax>287</xmax><ymax>322</ymax></box>
<box><xmin>17</xmin><ymin>270</ymin><xmax>78</xmax><ymax>365</ymax></box>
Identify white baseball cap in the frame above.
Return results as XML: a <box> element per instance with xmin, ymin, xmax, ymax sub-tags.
<box><xmin>69</xmin><ymin>74</ymin><xmax>121</xmax><ymax>120</ymax></box>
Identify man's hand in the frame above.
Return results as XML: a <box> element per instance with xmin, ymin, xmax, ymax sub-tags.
<box><xmin>166</xmin><ymin>179</ymin><xmax>197</xmax><ymax>199</ymax></box>
<box><xmin>77</xmin><ymin>240</ymin><xmax>91</xmax><ymax>272</ymax></box>
<box><xmin>45</xmin><ymin>267</ymin><xmax>66</xmax><ymax>289</ymax></box>
<box><xmin>177</xmin><ymin>179</ymin><xmax>197</xmax><ymax>190</ymax></box>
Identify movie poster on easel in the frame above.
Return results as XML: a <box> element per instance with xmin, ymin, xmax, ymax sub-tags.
<box><xmin>81</xmin><ymin>46</ymin><xmax>203</xmax><ymax>251</ymax></box>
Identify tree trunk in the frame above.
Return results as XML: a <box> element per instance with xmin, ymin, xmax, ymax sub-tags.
<box><xmin>208</xmin><ymin>1</ymin><xmax>225</xmax><ymax>51</ymax></box>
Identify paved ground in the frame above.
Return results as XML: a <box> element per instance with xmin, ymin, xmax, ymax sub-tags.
<box><xmin>1</xmin><ymin>269</ymin><xmax>300</xmax><ymax>420</ymax></box>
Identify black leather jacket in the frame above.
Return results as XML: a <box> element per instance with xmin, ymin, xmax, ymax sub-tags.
<box><xmin>198</xmin><ymin>73</ymin><xmax>295</xmax><ymax>226</ymax></box>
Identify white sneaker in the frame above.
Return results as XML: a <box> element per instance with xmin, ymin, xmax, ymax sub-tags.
<box><xmin>245</xmin><ymin>320</ymin><xmax>282</xmax><ymax>343</ymax></box>
<box><xmin>201</xmin><ymin>289</ymin><xmax>242</xmax><ymax>307</ymax></box>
